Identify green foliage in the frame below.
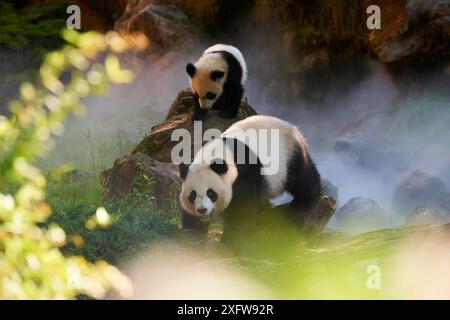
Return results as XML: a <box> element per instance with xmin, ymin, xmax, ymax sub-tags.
<box><xmin>0</xmin><ymin>1</ymin><xmax>66</xmax><ymax>50</ymax></box>
<box><xmin>0</xmin><ymin>29</ymin><xmax>145</xmax><ymax>299</ymax></box>
<box><xmin>234</xmin><ymin>225</ymin><xmax>427</xmax><ymax>299</ymax></box>
<box><xmin>0</xmin><ymin>1</ymin><xmax>68</xmax><ymax>113</ymax></box>
<box><xmin>45</xmin><ymin>171</ymin><xmax>179</xmax><ymax>264</ymax></box>
<box><xmin>251</xmin><ymin>0</ymin><xmax>366</xmax><ymax>55</ymax></box>
<box><xmin>294</xmin><ymin>0</ymin><xmax>366</xmax><ymax>54</ymax></box>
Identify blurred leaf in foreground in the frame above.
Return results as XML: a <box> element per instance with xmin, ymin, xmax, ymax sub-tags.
<box><xmin>0</xmin><ymin>29</ymin><xmax>147</xmax><ymax>299</ymax></box>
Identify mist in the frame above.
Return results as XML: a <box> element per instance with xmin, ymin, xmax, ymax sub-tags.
<box><xmin>44</xmin><ymin>49</ymin><xmax>197</xmax><ymax>172</ymax></box>
<box><xmin>114</xmin><ymin>243</ymin><xmax>273</xmax><ymax>299</ymax></box>
<box><xmin>31</xmin><ymin>23</ymin><xmax>450</xmax><ymax>231</ymax></box>
<box><xmin>233</xmin><ymin>31</ymin><xmax>450</xmax><ymax>225</ymax></box>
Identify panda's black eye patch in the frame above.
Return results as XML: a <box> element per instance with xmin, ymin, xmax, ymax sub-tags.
<box><xmin>205</xmin><ymin>92</ymin><xmax>216</xmax><ymax>100</ymax></box>
<box><xmin>207</xmin><ymin>189</ymin><xmax>217</xmax><ymax>202</ymax></box>
<box><xmin>188</xmin><ymin>190</ymin><xmax>196</xmax><ymax>204</ymax></box>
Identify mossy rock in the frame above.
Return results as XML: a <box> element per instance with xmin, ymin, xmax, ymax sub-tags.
<box><xmin>133</xmin><ymin>89</ymin><xmax>257</xmax><ymax>162</ymax></box>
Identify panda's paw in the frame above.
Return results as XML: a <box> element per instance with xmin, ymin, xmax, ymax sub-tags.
<box><xmin>192</xmin><ymin>112</ymin><xmax>206</xmax><ymax>122</ymax></box>
<box><xmin>192</xmin><ymin>110</ymin><xmax>207</xmax><ymax>122</ymax></box>
<box><xmin>192</xmin><ymin>104</ymin><xmax>208</xmax><ymax>122</ymax></box>
<box><xmin>218</xmin><ymin>110</ymin><xmax>236</xmax><ymax>119</ymax></box>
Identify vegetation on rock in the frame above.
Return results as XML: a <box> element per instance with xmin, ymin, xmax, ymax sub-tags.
<box><xmin>0</xmin><ymin>1</ymin><xmax>67</xmax><ymax>114</ymax></box>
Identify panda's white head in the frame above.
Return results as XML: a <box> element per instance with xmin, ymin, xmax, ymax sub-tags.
<box><xmin>186</xmin><ymin>44</ymin><xmax>247</xmax><ymax>111</ymax></box>
<box><xmin>186</xmin><ymin>53</ymin><xmax>227</xmax><ymax>110</ymax></box>
<box><xmin>179</xmin><ymin>159</ymin><xmax>236</xmax><ymax>221</ymax></box>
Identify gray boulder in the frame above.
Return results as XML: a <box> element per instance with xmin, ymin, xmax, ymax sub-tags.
<box><xmin>392</xmin><ymin>170</ymin><xmax>450</xmax><ymax>216</ymax></box>
<box><xmin>406</xmin><ymin>207</ymin><xmax>449</xmax><ymax>225</ymax></box>
<box><xmin>115</xmin><ymin>3</ymin><xmax>203</xmax><ymax>55</ymax></box>
<box><xmin>335</xmin><ymin>197</ymin><xmax>393</xmax><ymax>234</ymax></box>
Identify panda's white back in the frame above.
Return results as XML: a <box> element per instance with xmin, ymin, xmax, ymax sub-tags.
<box><xmin>223</xmin><ymin>115</ymin><xmax>306</xmax><ymax>198</ymax></box>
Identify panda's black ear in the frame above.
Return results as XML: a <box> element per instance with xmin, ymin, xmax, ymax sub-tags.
<box><xmin>211</xmin><ymin>70</ymin><xmax>225</xmax><ymax>81</ymax></box>
<box><xmin>186</xmin><ymin>63</ymin><xmax>196</xmax><ymax>78</ymax></box>
<box><xmin>179</xmin><ymin>163</ymin><xmax>189</xmax><ymax>180</ymax></box>
<box><xmin>210</xmin><ymin>159</ymin><xmax>228</xmax><ymax>175</ymax></box>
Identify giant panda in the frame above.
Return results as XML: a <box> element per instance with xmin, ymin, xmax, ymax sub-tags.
<box><xmin>186</xmin><ymin>44</ymin><xmax>247</xmax><ymax>121</ymax></box>
<box><xmin>178</xmin><ymin>115</ymin><xmax>321</xmax><ymax>235</ymax></box>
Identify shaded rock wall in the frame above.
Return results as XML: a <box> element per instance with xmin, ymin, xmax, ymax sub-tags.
<box><xmin>32</xmin><ymin>0</ymin><xmax>449</xmax><ymax>66</ymax></box>
<box><xmin>115</xmin><ymin>3</ymin><xmax>203</xmax><ymax>55</ymax></box>
<box><xmin>366</xmin><ymin>0</ymin><xmax>450</xmax><ymax>64</ymax></box>
<box><xmin>28</xmin><ymin>0</ymin><xmax>449</xmax><ymax>105</ymax></box>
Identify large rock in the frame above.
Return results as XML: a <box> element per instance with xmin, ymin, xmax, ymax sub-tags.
<box><xmin>100</xmin><ymin>153</ymin><xmax>180</xmax><ymax>207</ymax></box>
<box><xmin>115</xmin><ymin>3</ymin><xmax>202</xmax><ymax>54</ymax></box>
<box><xmin>406</xmin><ymin>207</ymin><xmax>449</xmax><ymax>225</ymax></box>
<box><xmin>392</xmin><ymin>170</ymin><xmax>450</xmax><ymax>216</ymax></box>
<box><xmin>101</xmin><ymin>89</ymin><xmax>257</xmax><ymax>203</ymax></box>
<box><xmin>335</xmin><ymin>197</ymin><xmax>393</xmax><ymax>234</ymax></box>
<box><xmin>133</xmin><ymin>89</ymin><xmax>258</xmax><ymax>162</ymax></box>
<box><xmin>366</xmin><ymin>0</ymin><xmax>450</xmax><ymax>63</ymax></box>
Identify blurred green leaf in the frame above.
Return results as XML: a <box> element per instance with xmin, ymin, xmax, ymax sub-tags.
<box><xmin>0</xmin><ymin>29</ymin><xmax>144</xmax><ymax>299</ymax></box>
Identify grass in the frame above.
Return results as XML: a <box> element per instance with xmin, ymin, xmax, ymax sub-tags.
<box><xmin>40</xmin><ymin>99</ymin><xmax>449</xmax><ymax>298</ymax></box>
<box><xmin>43</xmin><ymin>166</ymin><xmax>449</xmax><ymax>299</ymax></box>
<box><xmin>218</xmin><ymin>224</ymin><xmax>439</xmax><ymax>299</ymax></box>
<box><xmin>45</xmin><ymin>170</ymin><xmax>180</xmax><ymax>264</ymax></box>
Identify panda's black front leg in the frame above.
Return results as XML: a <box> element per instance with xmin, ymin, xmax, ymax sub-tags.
<box><xmin>218</xmin><ymin>108</ymin><xmax>237</xmax><ymax>119</ymax></box>
<box><xmin>218</xmin><ymin>96</ymin><xmax>240</xmax><ymax>119</ymax></box>
<box><xmin>218</xmin><ymin>86</ymin><xmax>242</xmax><ymax>119</ymax></box>
<box><xmin>181</xmin><ymin>209</ymin><xmax>209</xmax><ymax>234</ymax></box>
<box><xmin>192</xmin><ymin>98</ymin><xmax>208</xmax><ymax>122</ymax></box>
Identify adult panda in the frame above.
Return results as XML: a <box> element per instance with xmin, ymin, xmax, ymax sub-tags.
<box><xmin>178</xmin><ymin>115</ymin><xmax>322</xmax><ymax>234</ymax></box>
<box><xmin>186</xmin><ymin>44</ymin><xmax>247</xmax><ymax>121</ymax></box>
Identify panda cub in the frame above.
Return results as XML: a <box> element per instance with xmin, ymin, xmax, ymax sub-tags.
<box><xmin>178</xmin><ymin>115</ymin><xmax>321</xmax><ymax>233</ymax></box>
<box><xmin>186</xmin><ymin>44</ymin><xmax>247</xmax><ymax>121</ymax></box>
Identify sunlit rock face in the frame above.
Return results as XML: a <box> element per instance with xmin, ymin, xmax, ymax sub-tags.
<box><xmin>366</xmin><ymin>0</ymin><xmax>450</xmax><ymax>63</ymax></box>
<box><xmin>133</xmin><ymin>90</ymin><xmax>257</xmax><ymax>163</ymax></box>
<box><xmin>392</xmin><ymin>170</ymin><xmax>450</xmax><ymax>217</ymax></box>
<box><xmin>115</xmin><ymin>3</ymin><xmax>203</xmax><ymax>57</ymax></box>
